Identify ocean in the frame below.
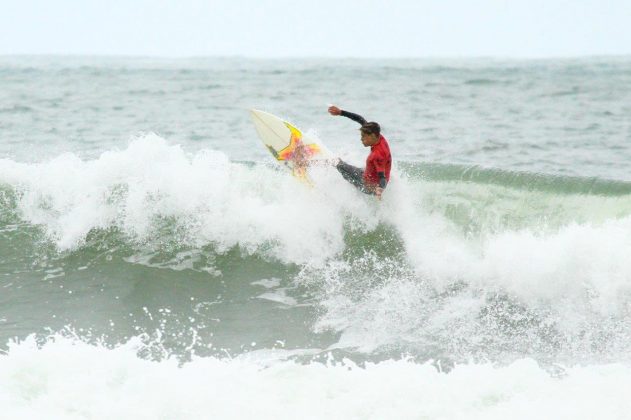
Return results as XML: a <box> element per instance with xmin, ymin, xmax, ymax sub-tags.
<box><xmin>1</xmin><ymin>55</ymin><xmax>631</xmax><ymax>418</ymax></box>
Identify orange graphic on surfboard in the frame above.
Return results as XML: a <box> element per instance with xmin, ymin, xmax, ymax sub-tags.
<box><xmin>276</xmin><ymin>123</ymin><xmax>321</xmax><ymax>178</ymax></box>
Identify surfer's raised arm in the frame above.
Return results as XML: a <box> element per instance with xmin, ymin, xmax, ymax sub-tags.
<box><xmin>327</xmin><ymin>105</ymin><xmax>367</xmax><ymax>125</ymax></box>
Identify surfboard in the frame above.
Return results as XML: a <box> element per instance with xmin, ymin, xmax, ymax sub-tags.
<box><xmin>250</xmin><ymin>109</ymin><xmax>332</xmax><ymax>181</ymax></box>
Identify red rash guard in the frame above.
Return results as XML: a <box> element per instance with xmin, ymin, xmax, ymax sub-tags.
<box><xmin>363</xmin><ymin>135</ymin><xmax>391</xmax><ymax>188</ymax></box>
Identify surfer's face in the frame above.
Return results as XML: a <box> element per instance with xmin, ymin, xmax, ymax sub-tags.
<box><xmin>361</xmin><ymin>131</ymin><xmax>378</xmax><ymax>147</ymax></box>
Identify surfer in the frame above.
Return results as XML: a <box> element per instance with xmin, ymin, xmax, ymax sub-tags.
<box><xmin>328</xmin><ymin>105</ymin><xmax>391</xmax><ymax>199</ymax></box>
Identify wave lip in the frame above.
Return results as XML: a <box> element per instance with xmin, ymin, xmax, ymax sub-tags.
<box><xmin>401</xmin><ymin>161</ymin><xmax>631</xmax><ymax>196</ymax></box>
<box><xmin>0</xmin><ymin>134</ymin><xmax>355</xmax><ymax>265</ymax></box>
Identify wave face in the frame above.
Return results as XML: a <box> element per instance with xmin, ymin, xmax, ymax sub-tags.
<box><xmin>2</xmin><ymin>136</ymin><xmax>631</xmax><ymax>368</ymax></box>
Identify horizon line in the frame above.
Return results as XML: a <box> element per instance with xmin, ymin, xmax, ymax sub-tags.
<box><xmin>1</xmin><ymin>53</ymin><xmax>631</xmax><ymax>61</ymax></box>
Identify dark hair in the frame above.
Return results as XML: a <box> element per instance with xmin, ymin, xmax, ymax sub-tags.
<box><xmin>360</xmin><ymin>121</ymin><xmax>380</xmax><ymax>136</ymax></box>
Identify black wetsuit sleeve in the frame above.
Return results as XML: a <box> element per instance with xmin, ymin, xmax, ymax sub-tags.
<box><xmin>378</xmin><ymin>172</ymin><xmax>387</xmax><ymax>189</ymax></box>
<box><xmin>340</xmin><ymin>110</ymin><xmax>367</xmax><ymax>125</ymax></box>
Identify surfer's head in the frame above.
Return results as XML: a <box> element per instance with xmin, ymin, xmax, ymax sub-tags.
<box><xmin>360</xmin><ymin>122</ymin><xmax>380</xmax><ymax>146</ymax></box>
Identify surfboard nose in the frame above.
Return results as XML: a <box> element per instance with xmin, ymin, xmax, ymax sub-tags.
<box><xmin>250</xmin><ymin>109</ymin><xmax>268</xmax><ymax>124</ymax></box>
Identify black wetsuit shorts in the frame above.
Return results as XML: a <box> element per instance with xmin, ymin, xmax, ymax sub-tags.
<box><xmin>336</xmin><ymin>160</ymin><xmax>375</xmax><ymax>195</ymax></box>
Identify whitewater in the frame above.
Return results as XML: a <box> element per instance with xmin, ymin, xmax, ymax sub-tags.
<box><xmin>1</xmin><ymin>56</ymin><xmax>631</xmax><ymax>419</ymax></box>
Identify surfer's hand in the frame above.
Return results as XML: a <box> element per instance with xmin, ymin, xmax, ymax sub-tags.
<box><xmin>375</xmin><ymin>187</ymin><xmax>383</xmax><ymax>200</ymax></box>
<box><xmin>328</xmin><ymin>105</ymin><xmax>341</xmax><ymax>116</ymax></box>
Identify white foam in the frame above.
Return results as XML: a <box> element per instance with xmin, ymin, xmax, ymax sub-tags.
<box><xmin>256</xmin><ymin>289</ymin><xmax>298</xmax><ymax>306</ymax></box>
<box><xmin>1</xmin><ymin>335</ymin><xmax>630</xmax><ymax>420</ymax></box>
<box><xmin>307</xmin><ymin>174</ymin><xmax>631</xmax><ymax>354</ymax></box>
<box><xmin>0</xmin><ymin>135</ymin><xmax>368</xmax><ymax>265</ymax></box>
<box><xmin>251</xmin><ymin>278</ymin><xmax>282</xmax><ymax>288</ymax></box>
<box><xmin>376</xmin><ymin>173</ymin><xmax>631</xmax><ymax>311</ymax></box>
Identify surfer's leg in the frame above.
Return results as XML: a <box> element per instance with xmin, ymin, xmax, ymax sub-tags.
<box><xmin>336</xmin><ymin>160</ymin><xmax>370</xmax><ymax>192</ymax></box>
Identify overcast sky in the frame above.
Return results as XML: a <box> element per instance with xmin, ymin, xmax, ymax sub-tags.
<box><xmin>1</xmin><ymin>0</ymin><xmax>630</xmax><ymax>58</ymax></box>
